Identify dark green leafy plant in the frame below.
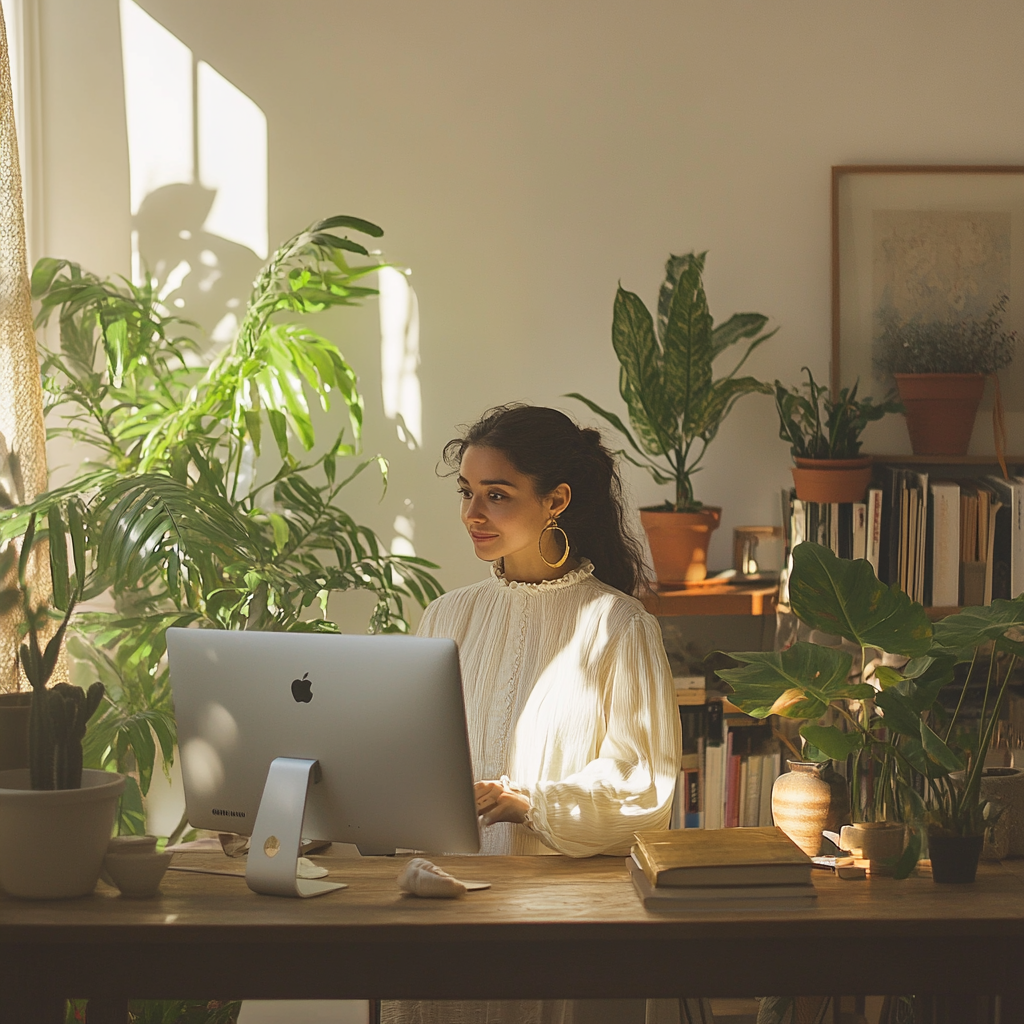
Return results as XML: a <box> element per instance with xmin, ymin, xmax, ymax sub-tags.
<box><xmin>775</xmin><ymin>367</ymin><xmax>901</xmax><ymax>460</ymax></box>
<box><xmin>568</xmin><ymin>252</ymin><xmax>776</xmax><ymax>511</ymax></box>
<box><xmin>875</xmin><ymin>294</ymin><xmax>1018</xmax><ymax>376</ymax></box>
<box><xmin>0</xmin><ymin>215</ymin><xmax>442</xmax><ymax>832</ymax></box>
<box><xmin>717</xmin><ymin>541</ymin><xmax>1024</xmax><ymax>873</ymax></box>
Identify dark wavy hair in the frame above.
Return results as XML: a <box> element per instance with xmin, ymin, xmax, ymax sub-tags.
<box><xmin>442</xmin><ymin>405</ymin><xmax>647</xmax><ymax>596</ymax></box>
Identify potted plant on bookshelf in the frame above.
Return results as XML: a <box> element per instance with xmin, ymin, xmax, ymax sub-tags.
<box><xmin>0</xmin><ymin>529</ymin><xmax>125</xmax><ymax>899</ymax></box>
<box><xmin>874</xmin><ymin>294</ymin><xmax>1017</xmax><ymax>456</ymax></box>
<box><xmin>568</xmin><ymin>251</ymin><xmax>776</xmax><ymax>583</ymax></box>
<box><xmin>775</xmin><ymin>368</ymin><xmax>901</xmax><ymax>505</ymax></box>
<box><xmin>718</xmin><ymin>540</ymin><xmax>1024</xmax><ymax>881</ymax></box>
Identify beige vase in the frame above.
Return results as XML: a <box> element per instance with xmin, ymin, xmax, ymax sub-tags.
<box><xmin>771</xmin><ymin>760</ymin><xmax>851</xmax><ymax>857</ymax></box>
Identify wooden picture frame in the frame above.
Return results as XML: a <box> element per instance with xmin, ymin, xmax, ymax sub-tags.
<box><xmin>831</xmin><ymin>165</ymin><xmax>1024</xmax><ymax>454</ymax></box>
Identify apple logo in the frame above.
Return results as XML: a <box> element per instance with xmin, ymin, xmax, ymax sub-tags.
<box><xmin>291</xmin><ymin>672</ymin><xmax>313</xmax><ymax>704</ymax></box>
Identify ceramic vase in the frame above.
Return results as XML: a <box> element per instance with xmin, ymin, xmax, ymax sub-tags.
<box><xmin>951</xmin><ymin>766</ymin><xmax>1024</xmax><ymax>860</ymax></box>
<box><xmin>771</xmin><ymin>760</ymin><xmax>851</xmax><ymax>857</ymax></box>
<box><xmin>640</xmin><ymin>506</ymin><xmax>721</xmax><ymax>584</ymax></box>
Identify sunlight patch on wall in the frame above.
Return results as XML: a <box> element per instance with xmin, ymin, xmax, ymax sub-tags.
<box><xmin>119</xmin><ymin>0</ymin><xmax>192</xmax><ymax>217</ymax></box>
<box><xmin>197</xmin><ymin>61</ymin><xmax>268</xmax><ymax>260</ymax></box>
<box><xmin>119</xmin><ymin>1</ymin><xmax>267</xmax><ymax>333</ymax></box>
<box><xmin>378</xmin><ymin>266</ymin><xmax>422</xmax><ymax>450</ymax></box>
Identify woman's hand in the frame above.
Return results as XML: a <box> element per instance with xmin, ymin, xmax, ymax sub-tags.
<box><xmin>474</xmin><ymin>779</ymin><xmax>530</xmax><ymax>826</ymax></box>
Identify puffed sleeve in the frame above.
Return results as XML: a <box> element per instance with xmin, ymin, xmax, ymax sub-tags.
<box><xmin>519</xmin><ymin>612</ymin><xmax>682</xmax><ymax>857</ymax></box>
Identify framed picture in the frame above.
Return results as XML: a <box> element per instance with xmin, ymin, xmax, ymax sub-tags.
<box><xmin>832</xmin><ymin>165</ymin><xmax>1024</xmax><ymax>454</ymax></box>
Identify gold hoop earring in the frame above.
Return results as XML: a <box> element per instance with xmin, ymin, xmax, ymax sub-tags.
<box><xmin>539</xmin><ymin>516</ymin><xmax>570</xmax><ymax>569</ymax></box>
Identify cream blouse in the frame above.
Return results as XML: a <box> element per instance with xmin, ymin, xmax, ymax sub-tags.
<box><xmin>417</xmin><ymin>559</ymin><xmax>681</xmax><ymax>858</ymax></box>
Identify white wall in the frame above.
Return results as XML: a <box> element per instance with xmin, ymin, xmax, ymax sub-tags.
<box><xmin>34</xmin><ymin>0</ymin><xmax>1024</xmax><ymax>615</ymax></box>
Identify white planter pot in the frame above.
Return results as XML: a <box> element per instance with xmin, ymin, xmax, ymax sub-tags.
<box><xmin>0</xmin><ymin>768</ymin><xmax>125</xmax><ymax>899</ymax></box>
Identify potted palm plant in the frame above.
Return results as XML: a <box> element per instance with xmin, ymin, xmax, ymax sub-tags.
<box><xmin>569</xmin><ymin>252</ymin><xmax>776</xmax><ymax>583</ymax></box>
<box><xmin>874</xmin><ymin>294</ymin><xmax>1017</xmax><ymax>456</ymax></box>
<box><xmin>776</xmin><ymin>368</ymin><xmax>901</xmax><ymax>504</ymax></box>
<box><xmin>0</xmin><ymin>214</ymin><xmax>443</xmax><ymax>838</ymax></box>
<box><xmin>718</xmin><ymin>540</ymin><xmax>1024</xmax><ymax>882</ymax></box>
<box><xmin>0</xmin><ymin>529</ymin><xmax>125</xmax><ymax>899</ymax></box>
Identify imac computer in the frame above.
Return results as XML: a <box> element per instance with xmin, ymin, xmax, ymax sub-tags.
<box><xmin>166</xmin><ymin>628</ymin><xmax>480</xmax><ymax>898</ymax></box>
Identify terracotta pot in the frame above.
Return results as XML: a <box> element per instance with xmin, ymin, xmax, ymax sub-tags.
<box><xmin>771</xmin><ymin>760</ymin><xmax>851</xmax><ymax>857</ymax></box>
<box><xmin>791</xmin><ymin>457</ymin><xmax>873</xmax><ymax>504</ymax></box>
<box><xmin>928</xmin><ymin>830</ymin><xmax>983</xmax><ymax>884</ymax></box>
<box><xmin>640</xmin><ymin>506</ymin><xmax>721</xmax><ymax>584</ymax></box>
<box><xmin>895</xmin><ymin>373</ymin><xmax>986</xmax><ymax>456</ymax></box>
<box><xmin>0</xmin><ymin>693</ymin><xmax>31</xmax><ymax>773</ymax></box>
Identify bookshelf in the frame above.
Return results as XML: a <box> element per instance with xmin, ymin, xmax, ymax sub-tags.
<box><xmin>867</xmin><ymin>454</ymin><xmax>1024</xmax><ymax>467</ymax></box>
<box><xmin>642</xmin><ymin>581</ymin><xmax>778</xmax><ymax>617</ymax></box>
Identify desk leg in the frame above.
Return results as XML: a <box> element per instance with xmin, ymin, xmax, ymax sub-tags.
<box><xmin>87</xmin><ymin>997</ymin><xmax>130</xmax><ymax>1023</ymax></box>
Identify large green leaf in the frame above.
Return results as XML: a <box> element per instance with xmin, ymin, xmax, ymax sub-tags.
<box><xmin>789</xmin><ymin>542</ymin><xmax>932</xmax><ymax>658</ymax></box>
<box><xmin>930</xmin><ymin>597</ymin><xmax>1024</xmax><ymax>657</ymax></box>
<box><xmin>715</xmin><ymin>642</ymin><xmax>869</xmax><ymax>720</ymax></box>
<box><xmin>661</xmin><ymin>254</ymin><xmax>713</xmax><ymax>436</ymax></box>
<box><xmin>711</xmin><ymin>312</ymin><xmax>771</xmax><ymax>360</ymax></box>
<box><xmin>611</xmin><ymin>288</ymin><xmax>675</xmax><ymax>457</ymax></box>
<box><xmin>798</xmin><ymin>724</ymin><xmax>866</xmax><ymax>760</ymax></box>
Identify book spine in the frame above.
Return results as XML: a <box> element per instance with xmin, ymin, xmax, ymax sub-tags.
<box><xmin>744</xmin><ymin>754</ymin><xmax>762</xmax><ymax>828</ymax></box>
<box><xmin>758</xmin><ymin>753</ymin><xmax>776</xmax><ymax>826</ymax></box>
<box><xmin>867</xmin><ymin>487</ymin><xmax>883</xmax><ymax>576</ymax></box>
<box><xmin>725</xmin><ymin>730</ymin><xmax>740</xmax><ymax>828</ymax></box>
<box><xmin>683</xmin><ymin>766</ymin><xmax>701</xmax><ymax>828</ymax></box>
<box><xmin>852</xmin><ymin>502</ymin><xmax>867</xmax><ymax>562</ymax></box>
<box><xmin>930</xmin><ymin>481</ymin><xmax>960</xmax><ymax>608</ymax></box>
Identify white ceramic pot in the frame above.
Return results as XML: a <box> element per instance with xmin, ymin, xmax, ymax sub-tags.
<box><xmin>0</xmin><ymin>768</ymin><xmax>125</xmax><ymax>899</ymax></box>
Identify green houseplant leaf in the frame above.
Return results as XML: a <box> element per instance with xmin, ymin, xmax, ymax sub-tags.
<box><xmin>789</xmin><ymin>541</ymin><xmax>932</xmax><ymax>658</ymax></box>
<box><xmin>715</xmin><ymin>642</ymin><xmax>871</xmax><ymax>720</ymax></box>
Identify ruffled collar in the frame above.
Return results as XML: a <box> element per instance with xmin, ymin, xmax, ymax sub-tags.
<box><xmin>491</xmin><ymin>558</ymin><xmax>595</xmax><ymax>591</ymax></box>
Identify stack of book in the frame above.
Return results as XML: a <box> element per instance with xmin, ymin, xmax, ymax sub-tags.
<box><xmin>629</xmin><ymin>826</ymin><xmax>816</xmax><ymax>912</ymax></box>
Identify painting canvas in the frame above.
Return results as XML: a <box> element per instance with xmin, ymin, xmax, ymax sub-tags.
<box><xmin>834</xmin><ymin>167</ymin><xmax>1024</xmax><ymax>455</ymax></box>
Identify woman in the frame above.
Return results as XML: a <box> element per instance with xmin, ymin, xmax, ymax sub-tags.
<box><xmin>383</xmin><ymin>405</ymin><xmax>681</xmax><ymax>1024</ymax></box>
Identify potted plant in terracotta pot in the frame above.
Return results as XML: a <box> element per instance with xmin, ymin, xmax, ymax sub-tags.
<box><xmin>569</xmin><ymin>252</ymin><xmax>776</xmax><ymax>583</ymax></box>
<box><xmin>776</xmin><ymin>367</ymin><xmax>902</xmax><ymax>504</ymax></box>
<box><xmin>0</xmin><ymin>523</ymin><xmax>124</xmax><ymax>899</ymax></box>
<box><xmin>875</xmin><ymin>294</ymin><xmax>1017</xmax><ymax>456</ymax></box>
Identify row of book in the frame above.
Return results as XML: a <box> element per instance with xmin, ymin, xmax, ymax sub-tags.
<box><xmin>670</xmin><ymin>695</ymin><xmax>781</xmax><ymax>831</ymax></box>
<box><xmin>782</xmin><ymin>467</ymin><xmax>1024</xmax><ymax>608</ymax></box>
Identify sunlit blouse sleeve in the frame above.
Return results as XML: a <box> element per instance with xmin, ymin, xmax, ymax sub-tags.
<box><xmin>513</xmin><ymin>610</ymin><xmax>681</xmax><ymax>857</ymax></box>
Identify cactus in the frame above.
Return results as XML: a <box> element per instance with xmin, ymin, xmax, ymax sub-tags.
<box><xmin>1</xmin><ymin>528</ymin><xmax>105</xmax><ymax>791</ymax></box>
<box><xmin>20</xmin><ymin>601</ymin><xmax>105</xmax><ymax>791</ymax></box>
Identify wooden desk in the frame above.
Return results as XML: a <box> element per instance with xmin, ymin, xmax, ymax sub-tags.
<box><xmin>2</xmin><ymin>852</ymin><xmax>1023</xmax><ymax>1021</ymax></box>
<box><xmin>642</xmin><ymin>583</ymin><xmax>778</xmax><ymax>617</ymax></box>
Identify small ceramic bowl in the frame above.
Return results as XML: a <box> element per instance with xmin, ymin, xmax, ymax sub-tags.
<box><xmin>103</xmin><ymin>850</ymin><xmax>174</xmax><ymax>898</ymax></box>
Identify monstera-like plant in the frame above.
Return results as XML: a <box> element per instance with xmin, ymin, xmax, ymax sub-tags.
<box><xmin>718</xmin><ymin>541</ymin><xmax>1024</xmax><ymax>881</ymax></box>
<box><xmin>569</xmin><ymin>251</ymin><xmax>775</xmax><ymax>583</ymax></box>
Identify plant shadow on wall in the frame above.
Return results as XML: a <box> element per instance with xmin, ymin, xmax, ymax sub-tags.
<box><xmin>0</xmin><ymin>216</ymin><xmax>442</xmax><ymax>836</ymax></box>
